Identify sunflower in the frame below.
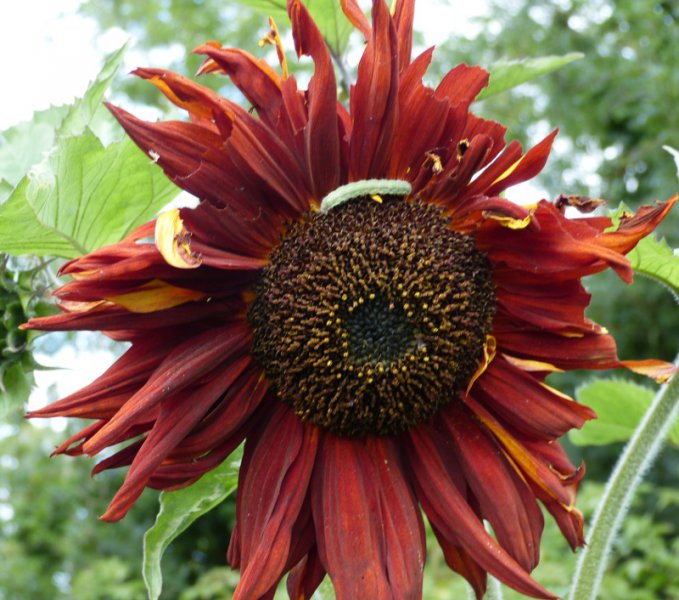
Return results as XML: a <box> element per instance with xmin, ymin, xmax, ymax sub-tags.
<box><xmin>25</xmin><ymin>1</ymin><xmax>676</xmax><ymax>598</ymax></box>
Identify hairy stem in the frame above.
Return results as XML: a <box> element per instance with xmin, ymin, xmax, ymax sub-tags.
<box><xmin>569</xmin><ymin>359</ymin><xmax>679</xmax><ymax>600</ymax></box>
<box><xmin>486</xmin><ymin>576</ymin><xmax>505</xmax><ymax>600</ymax></box>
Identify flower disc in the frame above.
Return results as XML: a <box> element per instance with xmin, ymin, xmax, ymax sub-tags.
<box><xmin>249</xmin><ymin>196</ymin><xmax>496</xmax><ymax>437</ymax></box>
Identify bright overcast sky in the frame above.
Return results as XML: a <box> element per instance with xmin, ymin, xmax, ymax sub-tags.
<box><xmin>1</xmin><ymin>0</ymin><xmax>488</xmax><ymax>130</ymax></box>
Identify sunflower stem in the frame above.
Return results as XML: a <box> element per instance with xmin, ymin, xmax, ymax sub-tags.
<box><xmin>569</xmin><ymin>358</ymin><xmax>679</xmax><ymax>600</ymax></box>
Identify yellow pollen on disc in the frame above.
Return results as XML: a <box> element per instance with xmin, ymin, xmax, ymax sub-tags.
<box><xmin>248</xmin><ymin>197</ymin><xmax>496</xmax><ymax>437</ymax></box>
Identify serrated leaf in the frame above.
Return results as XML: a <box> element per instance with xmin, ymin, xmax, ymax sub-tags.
<box><xmin>0</xmin><ymin>106</ymin><xmax>68</xmax><ymax>187</ymax></box>
<box><xmin>58</xmin><ymin>44</ymin><xmax>128</xmax><ymax>139</ymax></box>
<box><xmin>627</xmin><ymin>234</ymin><xmax>679</xmax><ymax>299</ymax></box>
<box><xmin>142</xmin><ymin>447</ymin><xmax>242</xmax><ymax>600</ymax></box>
<box><xmin>570</xmin><ymin>379</ymin><xmax>679</xmax><ymax>447</ymax></box>
<box><xmin>479</xmin><ymin>53</ymin><xmax>585</xmax><ymax>100</ymax></box>
<box><xmin>0</xmin><ymin>179</ymin><xmax>12</xmax><ymax>204</ymax></box>
<box><xmin>235</xmin><ymin>0</ymin><xmax>353</xmax><ymax>56</ymax></box>
<box><xmin>0</xmin><ymin>129</ymin><xmax>179</xmax><ymax>258</ymax></box>
<box><xmin>0</xmin><ymin>45</ymin><xmax>127</xmax><ymax>190</ymax></box>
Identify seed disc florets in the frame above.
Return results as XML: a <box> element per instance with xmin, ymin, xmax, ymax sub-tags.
<box><xmin>248</xmin><ymin>196</ymin><xmax>496</xmax><ymax>437</ymax></box>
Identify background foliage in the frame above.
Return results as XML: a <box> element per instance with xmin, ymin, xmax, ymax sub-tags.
<box><xmin>1</xmin><ymin>0</ymin><xmax>678</xmax><ymax>598</ymax></box>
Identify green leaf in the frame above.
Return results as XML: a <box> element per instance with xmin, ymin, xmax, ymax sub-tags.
<box><xmin>0</xmin><ymin>129</ymin><xmax>179</xmax><ymax>258</ymax></box>
<box><xmin>570</xmin><ymin>379</ymin><xmax>679</xmax><ymax>447</ymax></box>
<box><xmin>305</xmin><ymin>0</ymin><xmax>354</xmax><ymax>56</ymax></box>
<box><xmin>627</xmin><ymin>234</ymin><xmax>679</xmax><ymax>299</ymax></box>
<box><xmin>0</xmin><ymin>179</ymin><xmax>12</xmax><ymax>204</ymax></box>
<box><xmin>0</xmin><ymin>362</ymin><xmax>34</xmax><ymax>420</ymax></box>
<box><xmin>479</xmin><ymin>53</ymin><xmax>585</xmax><ymax>100</ymax></box>
<box><xmin>234</xmin><ymin>0</ymin><xmax>353</xmax><ymax>56</ymax></box>
<box><xmin>142</xmin><ymin>447</ymin><xmax>242</xmax><ymax>600</ymax></box>
<box><xmin>58</xmin><ymin>44</ymin><xmax>128</xmax><ymax>139</ymax></box>
<box><xmin>0</xmin><ymin>105</ymin><xmax>68</xmax><ymax>188</ymax></box>
<box><xmin>0</xmin><ymin>45</ymin><xmax>127</xmax><ymax>190</ymax></box>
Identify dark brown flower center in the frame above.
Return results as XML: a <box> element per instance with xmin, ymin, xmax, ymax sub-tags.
<box><xmin>248</xmin><ymin>196</ymin><xmax>496</xmax><ymax>437</ymax></box>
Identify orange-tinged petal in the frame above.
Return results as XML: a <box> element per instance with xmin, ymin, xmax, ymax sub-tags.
<box><xmin>408</xmin><ymin>426</ymin><xmax>557</xmax><ymax>599</ymax></box>
<box><xmin>621</xmin><ymin>359</ymin><xmax>678</xmax><ymax>383</ymax></box>
<box><xmin>441</xmin><ymin>405</ymin><xmax>544</xmax><ymax>572</ymax></box>
<box><xmin>340</xmin><ymin>0</ymin><xmax>371</xmax><ymax>39</ymax></box>
<box><xmin>466</xmin><ymin>334</ymin><xmax>496</xmax><ymax>394</ymax></box>
<box><xmin>464</xmin><ymin>396</ymin><xmax>575</xmax><ymax>509</ymax></box>
<box><xmin>502</xmin><ymin>354</ymin><xmax>563</xmax><ymax>374</ymax></box>
<box><xmin>106</xmin><ymin>279</ymin><xmax>206</xmax><ymax>313</ymax></box>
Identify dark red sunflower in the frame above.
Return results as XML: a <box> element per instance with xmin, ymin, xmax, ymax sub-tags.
<box><xmin>25</xmin><ymin>1</ymin><xmax>676</xmax><ymax>598</ymax></box>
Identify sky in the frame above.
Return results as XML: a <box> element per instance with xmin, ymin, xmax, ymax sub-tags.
<box><xmin>1</xmin><ymin>0</ymin><xmax>489</xmax><ymax>129</ymax></box>
<box><xmin>1</xmin><ymin>0</ymin><xmax>493</xmax><ymax>414</ymax></box>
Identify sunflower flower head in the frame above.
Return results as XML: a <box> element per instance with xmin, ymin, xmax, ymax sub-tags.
<box><xmin>25</xmin><ymin>1</ymin><xmax>676</xmax><ymax>598</ymax></box>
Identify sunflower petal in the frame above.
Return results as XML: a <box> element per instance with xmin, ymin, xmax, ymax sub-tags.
<box><xmin>232</xmin><ymin>407</ymin><xmax>319</xmax><ymax>599</ymax></box>
<box><xmin>441</xmin><ymin>405</ymin><xmax>544</xmax><ymax>572</ymax></box>
<box><xmin>312</xmin><ymin>435</ymin><xmax>392</xmax><ymax>599</ymax></box>
<box><xmin>408</xmin><ymin>426</ymin><xmax>556</xmax><ymax>599</ymax></box>
<box><xmin>349</xmin><ymin>0</ymin><xmax>399</xmax><ymax>180</ymax></box>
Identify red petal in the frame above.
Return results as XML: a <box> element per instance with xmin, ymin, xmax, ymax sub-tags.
<box><xmin>600</xmin><ymin>195</ymin><xmax>677</xmax><ymax>254</ymax></box>
<box><xmin>311</xmin><ymin>435</ymin><xmax>392</xmax><ymax>599</ymax></box>
<box><xmin>287</xmin><ymin>549</ymin><xmax>326</xmax><ymax>600</ymax></box>
<box><xmin>475</xmin><ymin>356</ymin><xmax>596</xmax><ymax>440</ymax></box>
<box><xmin>388</xmin><ymin>48</ymin><xmax>449</xmax><ymax>179</ymax></box>
<box><xmin>288</xmin><ymin>0</ymin><xmax>340</xmax><ymax>200</ymax></box>
<box><xmin>99</xmin><ymin>354</ymin><xmax>251</xmax><ymax>521</ymax></box>
<box><xmin>430</xmin><ymin>524</ymin><xmax>487</xmax><ymax>599</ymax></box>
<box><xmin>24</xmin><ymin>299</ymin><xmax>237</xmax><ymax>335</ymax></box>
<box><xmin>493</xmin><ymin>317</ymin><xmax>619</xmax><ymax>371</ymax></box>
<box><xmin>440</xmin><ymin>405</ymin><xmax>544</xmax><ymax>572</ymax></box>
<box><xmin>26</xmin><ymin>332</ymin><xmax>176</xmax><ymax>419</ymax></box>
<box><xmin>168</xmin><ymin>366</ymin><xmax>267</xmax><ymax>460</ymax></box>
<box><xmin>407</xmin><ymin>425</ymin><xmax>556</xmax><ymax>599</ymax></box>
<box><xmin>233</xmin><ymin>407</ymin><xmax>319</xmax><ymax>599</ymax></box>
<box><xmin>190</xmin><ymin>46</ymin><xmax>283</xmax><ymax>128</ymax></box>
<box><xmin>83</xmin><ymin>324</ymin><xmax>251</xmax><ymax>455</ymax></box>
<box><xmin>349</xmin><ymin>0</ymin><xmax>399</xmax><ymax>180</ymax></box>
<box><xmin>340</xmin><ymin>0</ymin><xmax>371</xmax><ymax>40</ymax></box>
<box><xmin>483</xmin><ymin>130</ymin><xmax>558</xmax><ymax>198</ymax></box>
<box><xmin>367</xmin><ymin>437</ymin><xmax>425</xmax><ymax>598</ymax></box>
<box><xmin>478</xmin><ymin>200</ymin><xmax>637</xmax><ymax>282</ymax></box>
<box><xmin>435</xmin><ymin>64</ymin><xmax>489</xmax><ymax>106</ymax></box>
<box><xmin>463</xmin><ymin>397</ymin><xmax>577</xmax><ymax>510</ymax></box>
<box><xmin>393</xmin><ymin>0</ymin><xmax>415</xmax><ymax>72</ymax></box>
